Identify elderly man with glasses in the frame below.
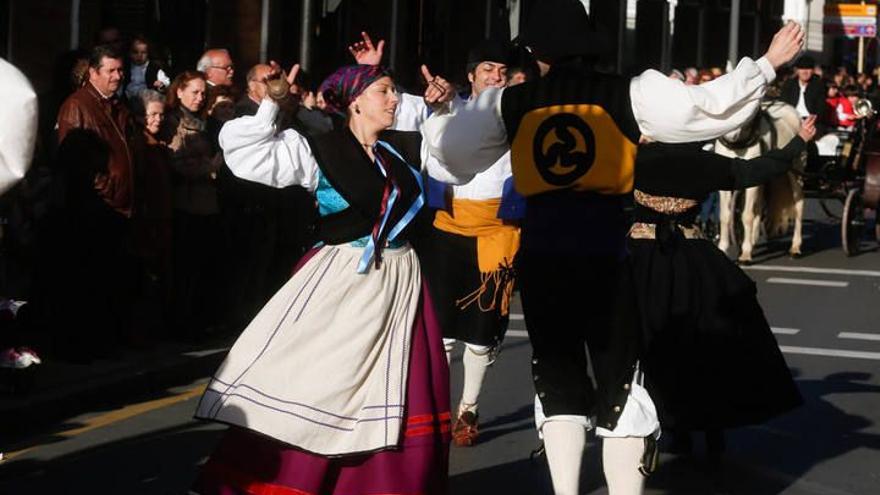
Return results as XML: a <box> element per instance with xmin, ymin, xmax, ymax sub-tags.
<box><xmin>197</xmin><ymin>48</ymin><xmax>236</xmax><ymax>88</ymax></box>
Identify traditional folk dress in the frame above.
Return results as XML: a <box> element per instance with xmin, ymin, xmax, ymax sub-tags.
<box><xmin>630</xmin><ymin>137</ymin><xmax>804</xmax><ymax>431</ymax></box>
<box><xmin>192</xmin><ymin>98</ymin><xmax>471</xmax><ymax>495</ymax></box>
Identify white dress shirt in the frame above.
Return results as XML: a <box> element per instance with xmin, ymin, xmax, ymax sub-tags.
<box><xmin>394</xmin><ymin>93</ymin><xmax>512</xmax><ymax>200</ymax></box>
<box><xmin>796</xmin><ymin>80</ymin><xmax>810</xmax><ymax>118</ymax></box>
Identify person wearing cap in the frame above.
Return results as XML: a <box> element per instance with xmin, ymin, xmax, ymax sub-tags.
<box><xmin>423</xmin><ymin>39</ymin><xmax>527</xmax><ymax>448</ymax></box>
<box><xmin>781</xmin><ymin>54</ymin><xmax>826</xmax><ymax>120</ymax></box>
<box><xmin>423</xmin><ymin>0</ymin><xmax>805</xmax><ymax>493</ymax></box>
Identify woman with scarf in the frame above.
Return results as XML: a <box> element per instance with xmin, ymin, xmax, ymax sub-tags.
<box><xmin>162</xmin><ymin>71</ymin><xmax>226</xmax><ymax>341</ymax></box>
<box><xmin>191</xmin><ymin>63</ymin><xmax>464</xmax><ymax>495</ymax></box>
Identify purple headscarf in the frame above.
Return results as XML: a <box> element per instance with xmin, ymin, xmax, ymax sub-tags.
<box><xmin>318</xmin><ymin>64</ymin><xmax>392</xmax><ymax>118</ymax></box>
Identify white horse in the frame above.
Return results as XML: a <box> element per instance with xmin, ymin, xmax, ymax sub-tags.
<box><xmin>715</xmin><ymin>100</ymin><xmax>807</xmax><ymax>263</ymax></box>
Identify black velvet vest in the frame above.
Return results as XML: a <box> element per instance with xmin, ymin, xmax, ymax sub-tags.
<box><xmin>500</xmin><ymin>64</ymin><xmax>641</xmax><ymax>197</ymax></box>
<box><xmin>307</xmin><ymin>128</ymin><xmax>424</xmax><ymax>245</ymax></box>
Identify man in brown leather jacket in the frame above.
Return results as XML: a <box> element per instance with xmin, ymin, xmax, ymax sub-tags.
<box><xmin>53</xmin><ymin>44</ymin><xmax>138</xmax><ymax>359</ymax></box>
<box><xmin>57</xmin><ymin>44</ymin><xmax>133</xmax><ymax>217</ymax></box>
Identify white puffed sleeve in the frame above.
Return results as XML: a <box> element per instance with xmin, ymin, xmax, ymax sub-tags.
<box><xmin>394</xmin><ymin>92</ymin><xmax>466</xmax><ymax>132</ymax></box>
<box><xmin>218</xmin><ymin>99</ymin><xmax>319</xmax><ymax>191</ymax></box>
<box><xmin>0</xmin><ymin>58</ymin><xmax>37</xmax><ymax>196</ymax></box>
<box><xmin>630</xmin><ymin>56</ymin><xmax>777</xmax><ymax>143</ymax></box>
<box><xmin>393</xmin><ymin>93</ymin><xmax>430</xmax><ymax>132</ymax></box>
<box><xmin>422</xmin><ymin>87</ymin><xmax>508</xmax><ymax>178</ymax></box>
<box><xmin>419</xmin><ymin>133</ymin><xmax>474</xmax><ymax>186</ymax></box>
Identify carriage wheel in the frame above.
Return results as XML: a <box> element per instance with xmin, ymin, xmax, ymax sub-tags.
<box><xmin>727</xmin><ymin>190</ymin><xmax>745</xmax><ymax>255</ymax></box>
<box><xmin>841</xmin><ymin>189</ymin><xmax>866</xmax><ymax>256</ymax></box>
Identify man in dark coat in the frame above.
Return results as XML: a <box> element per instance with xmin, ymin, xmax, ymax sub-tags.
<box><xmin>781</xmin><ymin>55</ymin><xmax>826</xmax><ymax>120</ymax></box>
<box><xmin>53</xmin><ymin>44</ymin><xmax>137</xmax><ymax>359</ymax></box>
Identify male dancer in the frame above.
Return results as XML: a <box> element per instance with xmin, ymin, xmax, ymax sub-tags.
<box><xmin>423</xmin><ymin>40</ymin><xmax>525</xmax><ymax>447</ymax></box>
<box><xmin>424</xmin><ymin>1</ymin><xmax>805</xmax><ymax>493</ymax></box>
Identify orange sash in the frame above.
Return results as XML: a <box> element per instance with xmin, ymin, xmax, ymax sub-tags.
<box><xmin>433</xmin><ymin>198</ymin><xmax>521</xmax><ymax>315</ymax></box>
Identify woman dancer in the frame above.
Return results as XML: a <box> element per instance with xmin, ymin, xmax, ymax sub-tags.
<box><xmin>630</xmin><ymin>116</ymin><xmax>815</xmax><ymax>439</ymax></box>
<box><xmin>192</xmin><ymin>63</ymin><xmax>463</xmax><ymax>494</ymax></box>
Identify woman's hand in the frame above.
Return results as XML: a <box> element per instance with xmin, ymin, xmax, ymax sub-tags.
<box><xmin>349</xmin><ymin>32</ymin><xmax>384</xmax><ymax>66</ymax></box>
<box><xmin>764</xmin><ymin>21</ymin><xmax>806</xmax><ymax>70</ymax></box>
<box><xmin>799</xmin><ymin>115</ymin><xmax>817</xmax><ymax>142</ymax></box>
<box><xmin>421</xmin><ymin>65</ymin><xmax>455</xmax><ymax>108</ymax></box>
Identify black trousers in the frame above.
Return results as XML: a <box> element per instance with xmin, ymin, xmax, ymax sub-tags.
<box><xmin>419</xmin><ymin>228</ymin><xmax>510</xmax><ymax>347</ymax></box>
<box><xmin>518</xmin><ymin>250</ymin><xmax>641</xmax><ymax>430</ymax></box>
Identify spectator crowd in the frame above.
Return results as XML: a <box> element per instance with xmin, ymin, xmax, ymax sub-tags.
<box><xmin>1</xmin><ymin>28</ymin><xmax>335</xmax><ymax>365</ymax></box>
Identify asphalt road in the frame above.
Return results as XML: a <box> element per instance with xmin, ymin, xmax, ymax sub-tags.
<box><xmin>1</xmin><ymin>203</ymin><xmax>878</xmax><ymax>494</ymax></box>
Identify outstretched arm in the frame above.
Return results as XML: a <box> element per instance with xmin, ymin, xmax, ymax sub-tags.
<box><xmin>422</xmin><ymin>87</ymin><xmax>508</xmax><ymax>177</ymax></box>
<box><xmin>631</xmin><ymin>22</ymin><xmax>805</xmax><ymax>143</ymax></box>
<box><xmin>729</xmin><ymin>116</ymin><xmax>815</xmax><ymax>189</ymax></box>
<box><xmin>219</xmin><ymin>99</ymin><xmax>319</xmax><ymax>191</ymax></box>
<box><xmin>639</xmin><ymin>117</ymin><xmax>815</xmax><ymax>196</ymax></box>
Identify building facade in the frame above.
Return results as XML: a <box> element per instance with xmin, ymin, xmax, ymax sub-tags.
<box><xmin>0</xmin><ymin>0</ymin><xmax>872</xmax><ymax>98</ymax></box>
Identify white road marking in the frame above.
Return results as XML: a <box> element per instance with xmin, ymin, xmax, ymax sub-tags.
<box><xmin>838</xmin><ymin>331</ymin><xmax>880</xmax><ymax>342</ymax></box>
<box><xmin>772</xmin><ymin>327</ymin><xmax>801</xmax><ymax>335</ymax></box>
<box><xmin>767</xmin><ymin>277</ymin><xmax>849</xmax><ymax>288</ymax></box>
<box><xmin>506</xmin><ymin>327</ymin><xmax>880</xmax><ymax>360</ymax></box>
<box><xmin>743</xmin><ymin>265</ymin><xmax>880</xmax><ymax>278</ymax></box>
<box><xmin>510</xmin><ymin>313</ymin><xmax>525</xmax><ymax>321</ymax></box>
<box><xmin>779</xmin><ymin>345</ymin><xmax>880</xmax><ymax>361</ymax></box>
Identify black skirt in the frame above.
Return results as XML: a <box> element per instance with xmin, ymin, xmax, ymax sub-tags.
<box><xmin>629</xmin><ymin>237</ymin><xmax>803</xmax><ymax>430</ymax></box>
<box><xmin>419</xmin><ymin>228</ymin><xmax>509</xmax><ymax>347</ymax></box>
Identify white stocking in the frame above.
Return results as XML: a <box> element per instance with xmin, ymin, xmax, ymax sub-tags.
<box><xmin>459</xmin><ymin>344</ymin><xmax>491</xmax><ymax>413</ymax></box>
<box><xmin>602</xmin><ymin>437</ymin><xmax>646</xmax><ymax>495</ymax></box>
<box><xmin>443</xmin><ymin>338</ymin><xmax>456</xmax><ymax>366</ymax></box>
<box><xmin>542</xmin><ymin>420</ymin><xmax>587</xmax><ymax>495</ymax></box>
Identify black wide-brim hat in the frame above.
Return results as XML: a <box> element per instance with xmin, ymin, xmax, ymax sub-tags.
<box><xmin>467</xmin><ymin>39</ymin><xmax>515</xmax><ymax>66</ymax></box>
<box><xmin>518</xmin><ymin>0</ymin><xmax>609</xmax><ymax>60</ymax></box>
<box><xmin>794</xmin><ymin>54</ymin><xmax>816</xmax><ymax>69</ymax></box>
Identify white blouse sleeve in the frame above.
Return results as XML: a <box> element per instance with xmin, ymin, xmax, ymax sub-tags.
<box><xmin>630</xmin><ymin>56</ymin><xmax>777</xmax><ymax>143</ymax></box>
<box><xmin>393</xmin><ymin>93</ymin><xmax>430</xmax><ymax>132</ymax></box>
<box><xmin>422</xmin><ymin>87</ymin><xmax>509</xmax><ymax>178</ymax></box>
<box><xmin>0</xmin><ymin>58</ymin><xmax>37</xmax><ymax>197</ymax></box>
<box><xmin>419</xmin><ymin>133</ymin><xmax>474</xmax><ymax>186</ymax></box>
<box><xmin>218</xmin><ymin>99</ymin><xmax>319</xmax><ymax>191</ymax></box>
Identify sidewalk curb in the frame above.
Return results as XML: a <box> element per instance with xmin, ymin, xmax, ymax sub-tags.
<box><xmin>0</xmin><ymin>345</ymin><xmax>230</xmax><ymax>438</ymax></box>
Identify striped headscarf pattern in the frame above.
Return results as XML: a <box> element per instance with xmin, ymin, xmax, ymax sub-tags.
<box><xmin>318</xmin><ymin>64</ymin><xmax>392</xmax><ymax>118</ymax></box>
